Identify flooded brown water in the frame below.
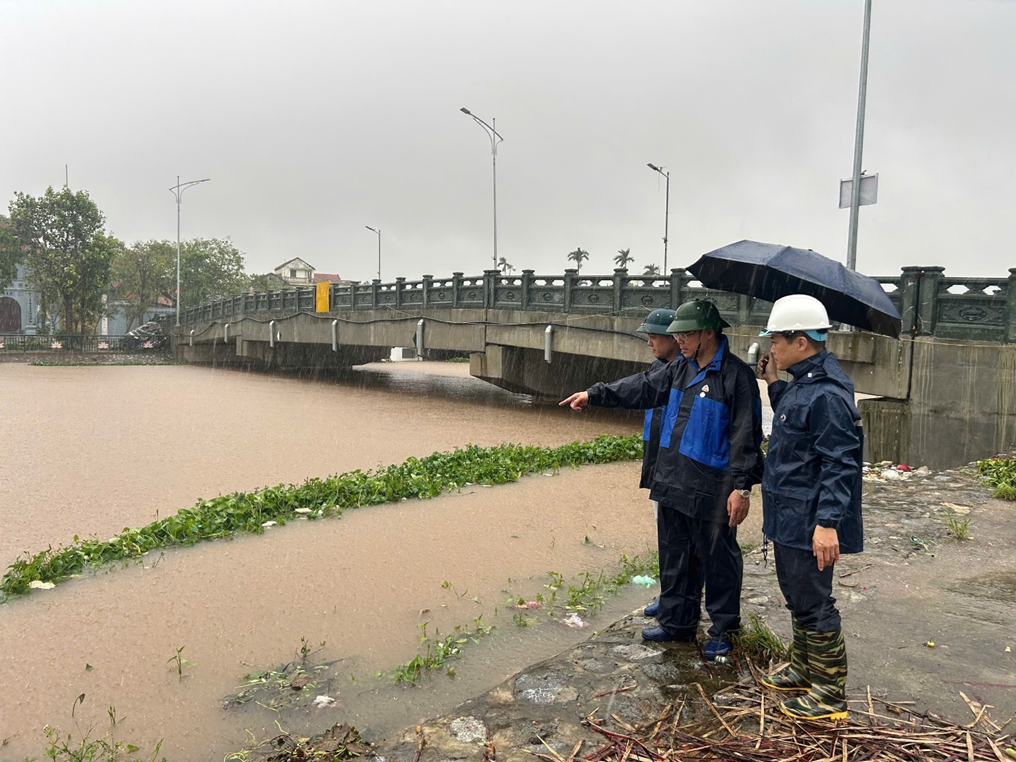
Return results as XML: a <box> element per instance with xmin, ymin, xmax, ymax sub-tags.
<box><xmin>0</xmin><ymin>362</ymin><xmax>666</xmax><ymax>759</ymax></box>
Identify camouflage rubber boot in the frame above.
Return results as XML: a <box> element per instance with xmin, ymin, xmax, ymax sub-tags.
<box><xmin>779</xmin><ymin>628</ymin><xmax>847</xmax><ymax>721</ymax></box>
<box><xmin>760</xmin><ymin>618</ymin><xmax>810</xmax><ymax>691</ymax></box>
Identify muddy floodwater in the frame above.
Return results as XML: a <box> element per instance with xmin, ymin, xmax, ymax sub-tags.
<box><xmin>0</xmin><ymin>361</ymin><xmax>690</xmax><ymax>759</ymax></box>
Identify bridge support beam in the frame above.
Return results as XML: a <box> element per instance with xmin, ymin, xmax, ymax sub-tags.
<box><xmin>470</xmin><ymin>344</ymin><xmax>646</xmax><ymax>400</ymax></box>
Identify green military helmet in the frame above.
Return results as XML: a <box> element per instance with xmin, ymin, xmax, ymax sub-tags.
<box><xmin>636</xmin><ymin>308</ymin><xmax>677</xmax><ymax>335</ymax></box>
<box><xmin>666</xmin><ymin>299</ymin><xmax>731</xmax><ymax>333</ymax></box>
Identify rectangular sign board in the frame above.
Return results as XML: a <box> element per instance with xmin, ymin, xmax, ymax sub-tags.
<box><xmin>839</xmin><ymin>173</ymin><xmax>879</xmax><ymax>208</ymax></box>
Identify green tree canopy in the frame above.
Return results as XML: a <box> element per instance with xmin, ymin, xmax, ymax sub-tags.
<box><xmin>6</xmin><ymin>186</ymin><xmax>118</xmax><ymax>333</ymax></box>
<box><xmin>614</xmin><ymin>248</ymin><xmax>634</xmax><ymax>269</ymax></box>
<box><xmin>0</xmin><ymin>217</ymin><xmax>21</xmax><ymax>291</ymax></box>
<box><xmin>642</xmin><ymin>263</ymin><xmax>661</xmax><ymax>277</ymax></box>
<box><xmin>567</xmin><ymin>247</ymin><xmax>589</xmax><ymax>271</ymax></box>
<box><xmin>247</xmin><ymin>272</ymin><xmax>286</xmax><ymax>291</ymax></box>
<box><xmin>178</xmin><ymin>237</ymin><xmax>248</xmax><ymax>308</ymax></box>
<box><xmin>111</xmin><ymin>240</ymin><xmax>176</xmax><ymax>331</ymax></box>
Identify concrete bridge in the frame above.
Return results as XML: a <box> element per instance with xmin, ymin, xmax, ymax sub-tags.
<box><xmin>171</xmin><ymin>266</ymin><xmax>1016</xmax><ymax>469</ymax></box>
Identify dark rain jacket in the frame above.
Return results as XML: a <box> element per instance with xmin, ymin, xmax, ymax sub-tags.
<box><xmin>588</xmin><ymin>337</ymin><xmax>765</xmax><ymax>523</ymax></box>
<box><xmin>762</xmin><ymin>350</ymin><xmax>864</xmax><ymax>554</ymax></box>
<box><xmin>640</xmin><ymin>357</ymin><xmax>669</xmax><ymax>490</ymax></box>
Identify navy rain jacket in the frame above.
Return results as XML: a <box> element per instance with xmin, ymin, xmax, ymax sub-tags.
<box><xmin>640</xmin><ymin>357</ymin><xmax>669</xmax><ymax>489</ymax></box>
<box><xmin>762</xmin><ymin>350</ymin><xmax>864</xmax><ymax>553</ymax></box>
<box><xmin>588</xmin><ymin>337</ymin><xmax>765</xmax><ymax>523</ymax></box>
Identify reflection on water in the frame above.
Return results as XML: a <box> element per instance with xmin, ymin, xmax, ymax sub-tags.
<box><xmin>0</xmin><ymin>361</ymin><xmax>656</xmax><ymax>759</ymax></box>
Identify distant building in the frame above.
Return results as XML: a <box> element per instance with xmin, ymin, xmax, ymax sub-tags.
<box><xmin>274</xmin><ymin>257</ymin><xmax>315</xmax><ymax>285</ymax></box>
<box><xmin>1</xmin><ymin>262</ymin><xmax>39</xmax><ymax>334</ymax></box>
<box><xmin>313</xmin><ymin>272</ymin><xmax>355</xmax><ymax>286</ymax></box>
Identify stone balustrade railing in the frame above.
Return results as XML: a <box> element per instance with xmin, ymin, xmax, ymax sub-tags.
<box><xmin>175</xmin><ymin>266</ymin><xmax>1016</xmax><ymax>343</ymax></box>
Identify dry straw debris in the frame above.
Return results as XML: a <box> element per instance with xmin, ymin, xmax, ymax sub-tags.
<box><xmin>533</xmin><ymin>669</ymin><xmax>1014</xmax><ymax>762</ymax></box>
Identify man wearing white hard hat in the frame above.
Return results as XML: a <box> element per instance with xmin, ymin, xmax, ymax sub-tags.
<box><xmin>757</xmin><ymin>294</ymin><xmax>864</xmax><ymax>722</ymax></box>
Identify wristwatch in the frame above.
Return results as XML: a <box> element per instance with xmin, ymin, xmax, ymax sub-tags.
<box><xmin>736</xmin><ymin>489</ymin><xmax>751</xmax><ymax>498</ymax></box>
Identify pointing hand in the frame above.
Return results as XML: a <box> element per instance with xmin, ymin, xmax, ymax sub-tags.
<box><xmin>560</xmin><ymin>391</ymin><xmax>589</xmax><ymax>411</ymax></box>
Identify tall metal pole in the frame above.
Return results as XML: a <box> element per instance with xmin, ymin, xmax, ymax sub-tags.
<box><xmin>176</xmin><ymin>175</ymin><xmax>181</xmax><ymax>325</ymax></box>
<box><xmin>169</xmin><ymin>176</ymin><xmax>210</xmax><ymax>326</ymax></box>
<box><xmin>366</xmin><ymin>226</ymin><xmax>381</xmax><ymax>280</ymax></box>
<box><xmin>491</xmin><ymin>117</ymin><xmax>498</xmax><ymax>272</ymax></box>
<box><xmin>847</xmin><ymin>0</ymin><xmax>873</xmax><ymax>271</ymax></box>
<box><xmin>461</xmin><ymin>108</ymin><xmax>504</xmax><ymax>272</ymax></box>
<box><xmin>647</xmin><ymin>163</ymin><xmax>670</xmax><ymax>273</ymax></box>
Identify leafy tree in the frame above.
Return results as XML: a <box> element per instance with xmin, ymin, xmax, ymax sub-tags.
<box><xmin>642</xmin><ymin>263</ymin><xmax>661</xmax><ymax>277</ymax></box>
<box><xmin>0</xmin><ymin>217</ymin><xmax>21</xmax><ymax>291</ymax></box>
<box><xmin>567</xmin><ymin>247</ymin><xmax>589</xmax><ymax>272</ymax></box>
<box><xmin>177</xmin><ymin>238</ymin><xmax>248</xmax><ymax>308</ymax></box>
<box><xmin>6</xmin><ymin>186</ymin><xmax>117</xmax><ymax>333</ymax></box>
<box><xmin>614</xmin><ymin>248</ymin><xmax>634</xmax><ymax>269</ymax></box>
<box><xmin>497</xmin><ymin>257</ymin><xmax>515</xmax><ymax>275</ymax></box>
<box><xmin>111</xmin><ymin>240</ymin><xmax>175</xmax><ymax>331</ymax></box>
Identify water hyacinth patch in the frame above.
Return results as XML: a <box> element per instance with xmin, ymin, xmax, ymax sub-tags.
<box><xmin>0</xmin><ymin>434</ymin><xmax>642</xmax><ymax>598</ymax></box>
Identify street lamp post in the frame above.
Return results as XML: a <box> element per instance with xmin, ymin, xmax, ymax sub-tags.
<box><xmin>365</xmin><ymin>226</ymin><xmax>381</xmax><ymax>280</ymax></box>
<box><xmin>647</xmin><ymin>163</ymin><xmax>670</xmax><ymax>274</ymax></box>
<box><xmin>846</xmin><ymin>0</ymin><xmax>873</xmax><ymax>271</ymax></box>
<box><xmin>460</xmin><ymin>107</ymin><xmax>504</xmax><ymax>272</ymax></box>
<box><xmin>169</xmin><ymin>175</ymin><xmax>210</xmax><ymax>326</ymax></box>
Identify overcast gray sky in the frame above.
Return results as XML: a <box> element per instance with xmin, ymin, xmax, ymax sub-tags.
<box><xmin>2</xmin><ymin>0</ymin><xmax>1013</xmax><ymax>283</ymax></box>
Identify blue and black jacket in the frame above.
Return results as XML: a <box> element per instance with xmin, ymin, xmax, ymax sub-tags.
<box><xmin>588</xmin><ymin>337</ymin><xmax>765</xmax><ymax>522</ymax></box>
<box><xmin>640</xmin><ymin>357</ymin><xmax>669</xmax><ymax>490</ymax></box>
<box><xmin>762</xmin><ymin>350</ymin><xmax>864</xmax><ymax>553</ymax></box>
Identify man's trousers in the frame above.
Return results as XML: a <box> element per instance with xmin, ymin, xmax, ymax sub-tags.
<box><xmin>655</xmin><ymin>503</ymin><xmax>743</xmax><ymax>639</ymax></box>
<box><xmin>774</xmin><ymin>542</ymin><xmax>841</xmax><ymax>632</ymax></box>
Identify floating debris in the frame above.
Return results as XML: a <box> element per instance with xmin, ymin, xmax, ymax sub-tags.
<box><xmin>563</xmin><ymin>613</ymin><xmax>588</xmax><ymax>628</ymax></box>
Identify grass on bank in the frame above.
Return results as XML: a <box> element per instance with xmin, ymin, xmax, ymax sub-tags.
<box><xmin>1</xmin><ymin>434</ymin><xmax>643</xmax><ymax>599</ymax></box>
<box><xmin>977</xmin><ymin>456</ymin><xmax>1016</xmax><ymax>501</ymax></box>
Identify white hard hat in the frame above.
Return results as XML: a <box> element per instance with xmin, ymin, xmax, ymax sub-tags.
<box><xmin>759</xmin><ymin>294</ymin><xmax>832</xmax><ymax>340</ymax></box>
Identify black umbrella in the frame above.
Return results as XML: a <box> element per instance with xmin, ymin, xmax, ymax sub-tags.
<box><xmin>687</xmin><ymin>240</ymin><xmax>902</xmax><ymax>338</ymax></box>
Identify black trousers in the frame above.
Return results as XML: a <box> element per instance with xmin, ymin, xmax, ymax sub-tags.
<box><xmin>656</xmin><ymin>503</ymin><xmax>742</xmax><ymax>639</ymax></box>
<box><xmin>774</xmin><ymin>542</ymin><xmax>841</xmax><ymax>632</ymax></box>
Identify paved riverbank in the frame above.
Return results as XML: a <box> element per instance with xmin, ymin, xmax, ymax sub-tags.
<box><xmin>372</xmin><ymin>460</ymin><xmax>1015</xmax><ymax>761</ymax></box>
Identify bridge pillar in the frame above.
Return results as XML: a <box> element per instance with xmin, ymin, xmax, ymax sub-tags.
<box><xmin>422</xmin><ymin>275</ymin><xmax>432</xmax><ymax>308</ymax></box>
<box><xmin>670</xmin><ymin>268</ymin><xmax>686</xmax><ymax>309</ymax></box>
<box><xmin>395</xmin><ymin>277</ymin><xmax>406</xmax><ymax>309</ymax></box>
<box><xmin>563</xmin><ymin>269</ymin><xmax>578</xmax><ymax>310</ymax></box>
<box><xmin>521</xmin><ymin>270</ymin><xmax>534</xmax><ymax>309</ymax></box>
<box><xmin>612</xmin><ymin>269</ymin><xmax>626</xmax><ymax>312</ymax></box>
<box><xmin>451</xmin><ymin>273</ymin><xmax>462</xmax><ymax>308</ymax></box>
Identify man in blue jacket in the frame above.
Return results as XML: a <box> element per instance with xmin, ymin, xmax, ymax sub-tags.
<box><xmin>561</xmin><ymin>300</ymin><xmax>764</xmax><ymax>658</ymax></box>
<box><xmin>635</xmin><ymin>308</ymin><xmax>680</xmax><ymax>618</ymax></box>
<box><xmin>757</xmin><ymin>294</ymin><xmax>863</xmax><ymax>721</ymax></box>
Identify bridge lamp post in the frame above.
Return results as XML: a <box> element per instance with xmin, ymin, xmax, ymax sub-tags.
<box><xmin>460</xmin><ymin>107</ymin><xmax>504</xmax><ymax>272</ymax></box>
<box><xmin>169</xmin><ymin>175</ymin><xmax>210</xmax><ymax>326</ymax></box>
<box><xmin>365</xmin><ymin>226</ymin><xmax>381</xmax><ymax>281</ymax></box>
<box><xmin>646</xmin><ymin>163</ymin><xmax>670</xmax><ymax>274</ymax></box>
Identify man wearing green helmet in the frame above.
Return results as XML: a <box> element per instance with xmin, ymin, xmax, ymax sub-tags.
<box><xmin>635</xmin><ymin>309</ymin><xmax>681</xmax><ymax>618</ymax></box>
<box><xmin>562</xmin><ymin>300</ymin><xmax>764</xmax><ymax>658</ymax></box>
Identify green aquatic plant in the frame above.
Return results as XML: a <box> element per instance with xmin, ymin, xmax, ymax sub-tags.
<box><xmin>1</xmin><ymin>434</ymin><xmax>642</xmax><ymax>598</ymax></box>
<box><xmin>384</xmin><ymin>618</ymin><xmax>495</xmax><ymax>685</ymax></box>
<box><xmin>29</xmin><ymin>723</ymin><xmax>165</xmax><ymax>762</ymax></box>
<box><xmin>977</xmin><ymin>457</ymin><xmax>1016</xmax><ymax>500</ymax></box>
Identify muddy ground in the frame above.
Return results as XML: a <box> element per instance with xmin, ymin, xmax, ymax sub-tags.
<box><xmin>364</xmin><ymin>461</ymin><xmax>1016</xmax><ymax>760</ymax></box>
